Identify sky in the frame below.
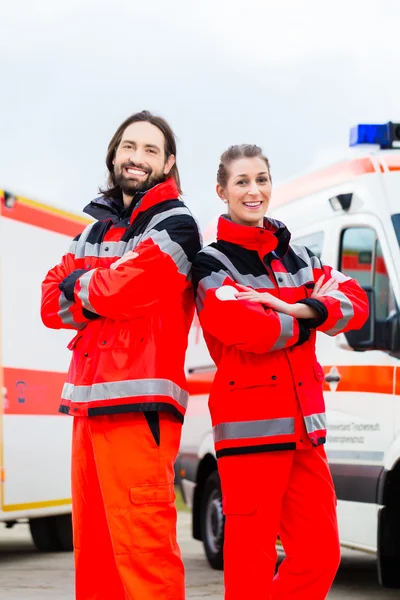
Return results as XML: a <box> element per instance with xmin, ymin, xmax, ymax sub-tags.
<box><xmin>1</xmin><ymin>0</ymin><xmax>399</xmax><ymax>228</ymax></box>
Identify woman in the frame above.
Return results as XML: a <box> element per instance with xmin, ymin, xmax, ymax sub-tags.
<box><xmin>192</xmin><ymin>144</ymin><xmax>369</xmax><ymax>600</ymax></box>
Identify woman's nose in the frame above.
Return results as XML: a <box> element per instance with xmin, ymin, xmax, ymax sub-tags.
<box><xmin>248</xmin><ymin>182</ymin><xmax>259</xmax><ymax>195</ymax></box>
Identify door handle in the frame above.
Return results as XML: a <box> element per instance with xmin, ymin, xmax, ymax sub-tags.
<box><xmin>325</xmin><ymin>373</ymin><xmax>341</xmax><ymax>383</ymax></box>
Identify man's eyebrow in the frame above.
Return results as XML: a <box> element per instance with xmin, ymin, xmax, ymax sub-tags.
<box><xmin>120</xmin><ymin>139</ymin><xmax>161</xmax><ymax>152</ymax></box>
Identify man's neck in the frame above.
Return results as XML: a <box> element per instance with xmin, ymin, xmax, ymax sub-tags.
<box><xmin>122</xmin><ymin>193</ymin><xmax>134</xmax><ymax>209</ymax></box>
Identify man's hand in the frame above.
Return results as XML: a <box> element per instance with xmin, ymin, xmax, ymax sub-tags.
<box><xmin>110</xmin><ymin>251</ymin><xmax>139</xmax><ymax>271</ymax></box>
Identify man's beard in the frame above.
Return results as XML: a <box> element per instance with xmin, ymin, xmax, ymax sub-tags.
<box><xmin>114</xmin><ymin>164</ymin><xmax>166</xmax><ymax>196</ymax></box>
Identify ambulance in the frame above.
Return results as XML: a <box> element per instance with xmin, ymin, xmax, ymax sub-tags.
<box><xmin>0</xmin><ymin>191</ymin><xmax>89</xmax><ymax>550</ymax></box>
<box><xmin>179</xmin><ymin>122</ymin><xmax>400</xmax><ymax>588</ymax></box>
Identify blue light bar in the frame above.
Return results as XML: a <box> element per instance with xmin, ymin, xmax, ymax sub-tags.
<box><xmin>350</xmin><ymin>121</ymin><xmax>400</xmax><ymax>149</ymax></box>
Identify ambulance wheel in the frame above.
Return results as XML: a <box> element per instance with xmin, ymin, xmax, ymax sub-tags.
<box><xmin>201</xmin><ymin>471</ymin><xmax>224</xmax><ymax>570</ymax></box>
<box><xmin>29</xmin><ymin>514</ymin><xmax>73</xmax><ymax>552</ymax></box>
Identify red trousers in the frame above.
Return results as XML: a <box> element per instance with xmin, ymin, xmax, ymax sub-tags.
<box><xmin>218</xmin><ymin>446</ymin><xmax>340</xmax><ymax>600</ymax></box>
<box><xmin>71</xmin><ymin>412</ymin><xmax>184</xmax><ymax>600</ymax></box>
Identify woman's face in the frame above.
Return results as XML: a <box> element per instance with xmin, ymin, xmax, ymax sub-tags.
<box><xmin>217</xmin><ymin>157</ymin><xmax>272</xmax><ymax>227</ymax></box>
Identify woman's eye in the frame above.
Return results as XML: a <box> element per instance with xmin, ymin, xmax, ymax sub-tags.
<box><xmin>258</xmin><ymin>177</ymin><xmax>268</xmax><ymax>184</ymax></box>
<box><xmin>236</xmin><ymin>180</ymin><xmax>246</xmax><ymax>185</ymax></box>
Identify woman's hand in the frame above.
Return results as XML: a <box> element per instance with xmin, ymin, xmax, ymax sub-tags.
<box><xmin>235</xmin><ymin>285</ymin><xmax>289</xmax><ymax>312</ymax></box>
<box><xmin>110</xmin><ymin>251</ymin><xmax>139</xmax><ymax>270</ymax></box>
<box><xmin>311</xmin><ymin>276</ymin><xmax>339</xmax><ymax>298</ymax></box>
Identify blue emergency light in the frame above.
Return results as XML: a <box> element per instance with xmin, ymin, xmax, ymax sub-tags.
<box><xmin>350</xmin><ymin>121</ymin><xmax>400</xmax><ymax>149</ymax></box>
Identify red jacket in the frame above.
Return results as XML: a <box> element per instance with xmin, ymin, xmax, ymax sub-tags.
<box><xmin>192</xmin><ymin>216</ymin><xmax>368</xmax><ymax>458</ymax></box>
<box><xmin>41</xmin><ymin>179</ymin><xmax>202</xmax><ymax>421</ymax></box>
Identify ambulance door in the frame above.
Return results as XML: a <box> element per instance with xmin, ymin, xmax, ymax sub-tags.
<box><xmin>0</xmin><ymin>195</ymin><xmax>4</xmax><ymax>513</ymax></box>
<box><xmin>323</xmin><ymin>216</ymin><xmax>397</xmax><ymax>551</ymax></box>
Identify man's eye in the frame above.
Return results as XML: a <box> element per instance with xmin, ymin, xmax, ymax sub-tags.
<box><xmin>146</xmin><ymin>148</ymin><xmax>156</xmax><ymax>154</ymax></box>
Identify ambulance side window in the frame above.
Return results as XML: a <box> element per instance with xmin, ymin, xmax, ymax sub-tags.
<box><xmin>295</xmin><ymin>232</ymin><xmax>324</xmax><ymax>258</ymax></box>
<box><xmin>340</xmin><ymin>227</ymin><xmax>394</xmax><ymax>320</ymax></box>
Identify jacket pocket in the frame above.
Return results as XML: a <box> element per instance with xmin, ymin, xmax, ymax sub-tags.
<box><xmin>314</xmin><ymin>362</ymin><xmax>325</xmax><ymax>382</ymax></box>
<box><xmin>98</xmin><ymin>317</ymin><xmax>147</xmax><ymax>349</ymax></box>
<box><xmin>67</xmin><ymin>332</ymin><xmax>82</xmax><ymax>350</ymax></box>
<box><xmin>130</xmin><ymin>483</ymin><xmax>175</xmax><ymax>505</ymax></box>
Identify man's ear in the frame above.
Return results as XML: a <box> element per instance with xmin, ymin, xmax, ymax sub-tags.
<box><xmin>164</xmin><ymin>154</ymin><xmax>176</xmax><ymax>175</ymax></box>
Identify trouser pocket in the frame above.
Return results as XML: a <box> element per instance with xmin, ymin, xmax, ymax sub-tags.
<box><xmin>144</xmin><ymin>411</ymin><xmax>160</xmax><ymax>446</ymax></box>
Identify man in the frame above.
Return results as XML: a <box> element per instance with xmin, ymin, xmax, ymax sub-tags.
<box><xmin>41</xmin><ymin>111</ymin><xmax>202</xmax><ymax>599</ymax></box>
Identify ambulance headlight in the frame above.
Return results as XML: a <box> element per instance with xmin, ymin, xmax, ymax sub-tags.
<box><xmin>329</xmin><ymin>193</ymin><xmax>353</xmax><ymax>212</ymax></box>
<box><xmin>4</xmin><ymin>191</ymin><xmax>17</xmax><ymax>208</ymax></box>
<box><xmin>350</xmin><ymin>122</ymin><xmax>400</xmax><ymax>149</ymax></box>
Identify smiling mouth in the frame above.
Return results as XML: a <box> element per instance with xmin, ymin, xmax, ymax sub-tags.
<box><xmin>124</xmin><ymin>167</ymin><xmax>149</xmax><ymax>177</ymax></box>
<box><xmin>243</xmin><ymin>201</ymin><xmax>263</xmax><ymax>209</ymax></box>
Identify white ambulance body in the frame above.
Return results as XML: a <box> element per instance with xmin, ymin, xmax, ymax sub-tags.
<box><xmin>0</xmin><ymin>191</ymin><xmax>89</xmax><ymax>550</ymax></box>
<box><xmin>180</xmin><ymin>123</ymin><xmax>400</xmax><ymax>587</ymax></box>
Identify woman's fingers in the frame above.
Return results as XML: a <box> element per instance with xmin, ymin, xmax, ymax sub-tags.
<box><xmin>319</xmin><ymin>278</ymin><xmax>338</xmax><ymax>295</ymax></box>
<box><xmin>312</xmin><ymin>275</ymin><xmax>325</xmax><ymax>295</ymax></box>
<box><xmin>236</xmin><ymin>284</ymin><xmax>254</xmax><ymax>291</ymax></box>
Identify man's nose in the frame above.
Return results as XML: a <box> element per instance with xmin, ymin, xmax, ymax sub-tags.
<box><xmin>128</xmin><ymin>148</ymin><xmax>145</xmax><ymax>165</ymax></box>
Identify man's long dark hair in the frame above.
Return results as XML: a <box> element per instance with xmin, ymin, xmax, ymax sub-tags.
<box><xmin>100</xmin><ymin>110</ymin><xmax>182</xmax><ymax>200</ymax></box>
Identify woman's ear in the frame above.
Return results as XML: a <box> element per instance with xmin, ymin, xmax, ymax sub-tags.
<box><xmin>216</xmin><ymin>184</ymin><xmax>227</xmax><ymax>203</ymax></box>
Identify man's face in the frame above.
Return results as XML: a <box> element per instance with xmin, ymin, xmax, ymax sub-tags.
<box><xmin>113</xmin><ymin>121</ymin><xmax>175</xmax><ymax>197</ymax></box>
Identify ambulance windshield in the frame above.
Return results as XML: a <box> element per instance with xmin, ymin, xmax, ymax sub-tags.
<box><xmin>392</xmin><ymin>214</ymin><xmax>400</xmax><ymax>246</ymax></box>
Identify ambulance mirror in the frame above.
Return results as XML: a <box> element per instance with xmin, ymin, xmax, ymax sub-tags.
<box><xmin>344</xmin><ymin>286</ymin><xmax>375</xmax><ymax>351</ymax></box>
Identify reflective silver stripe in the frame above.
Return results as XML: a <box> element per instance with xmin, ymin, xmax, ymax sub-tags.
<box><xmin>144</xmin><ymin>207</ymin><xmax>193</xmax><ymax>233</ymax></box>
<box><xmin>73</xmin><ymin>223</ymin><xmax>97</xmax><ymax>258</ymax></box>
<box><xmin>292</xmin><ymin>244</ymin><xmax>321</xmax><ymax>271</ymax></box>
<box><xmin>274</xmin><ymin>268</ymin><xmax>314</xmax><ymax>289</ymax></box>
<box><xmin>323</xmin><ymin>290</ymin><xmax>354</xmax><ymax>336</ymax></box>
<box><xmin>304</xmin><ymin>412</ymin><xmax>326</xmax><ymax>433</ymax></box>
<box><xmin>270</xmin><ymin>312</ymin><xmax>295</xmax><ymax>351</ymax></box>
<box><xmin>68</xmin><ymin>240</ymin><xmax>78</xmax><ymax>255</ymax></box>
<box><xmin>200</xmin><ymin>246</ymin><xmax>275</xmax><ymax>290</ymax></box>
<box><xmin>214</xmin><ymin>417</ymin><xmax>295</xmax><ymax>443</ymax></box>
<box><xmin>196</xmin><ymin>270</ymin><xmax>229</xmax><ymax>312</ymax></box>
<box><xmin>76</xmin><ymin>269</ymin><xmax>97</xmax><ymax>313</ymax></box>
<box><xmin>61</xmin><ymin>378</ymin><xmax>188</xmax><ymax>409</ymax></box>
<box><xmin>145</xmin><ymin>228</ymin><xmax>191</xmax><ymax>277</ymax></box>
<box><xmin>58</xmin><ymin>292</ymin><xmax>86</xmax><ymax>330</ymax></box>
<box><xmin>84</xmin><ymin>238</ymin><xmax>141</xmax><ymax>258</ymax></box>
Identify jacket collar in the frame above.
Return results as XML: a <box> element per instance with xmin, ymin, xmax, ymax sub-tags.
<box><xmin>83</xmin><ymin>178</ymin><xmax>179</xmax><ymax>223</ymax></box>
<box><xmin>217</xmin><ymin>214</ymin><xmax>291</xmax><ymax>258</ymax></box>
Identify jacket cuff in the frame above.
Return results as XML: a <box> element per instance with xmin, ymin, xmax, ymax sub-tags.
<box><xmin>294</xmin><ymin>320</ymin><xmax>312</xmax><ymax>346</ymax></box>
<box><xmin>59</xmin><ymin>269</ymin><xmax>87</xmax><ymax>301</ymax></box>
<box><xmin>297</xmin><ymin>298</ymin><xmax>328</xmax><ymax>328</ymax></box>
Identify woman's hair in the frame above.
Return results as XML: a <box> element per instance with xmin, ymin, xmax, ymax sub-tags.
<box><xmin>217</xmin><ymin>144</ymin><xmax>271</xmax><ymax>187</ymax></box>
<box><xmin>101</xmin><ymin>110</ymin><xmax>182</xmax><ymax>199</ymax></box>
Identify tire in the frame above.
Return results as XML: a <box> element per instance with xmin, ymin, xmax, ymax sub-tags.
<box><xmin>200</xmin><ymin>471</ymin><xmax>224</xmax><ymax>570</ymax></box>
<box><xmin>29</xmin><ymin>514</ymin><xmax>73</xmax><ymax>552</ymax></box>
<box><xmin>377</xmin><ymin>506</ymin><xmax>400</xmax><ymax>588</ymax></box>
<box><xmin>53</xmin><ymin>514</ymin><xmax>73</xmax><ymax>551</ymax></box>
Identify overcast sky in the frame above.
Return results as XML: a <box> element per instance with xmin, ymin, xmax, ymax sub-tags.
<box><xmin>1</xmin><ymin>0</ymin><xmax>399</xmax><ymax>227</ymax></box>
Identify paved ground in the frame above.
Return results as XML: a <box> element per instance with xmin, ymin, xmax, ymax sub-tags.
<box><xmin>0</xmin><ymin>512</ymin><xmax>399</xmax><ymax>599</ymax></box>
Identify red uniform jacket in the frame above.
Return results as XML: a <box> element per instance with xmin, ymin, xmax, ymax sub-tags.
<box><xmin>41</xmin><ymin>179</ymin><xmax>202</xmax><ymax>422</ymax></box>
<box><xmin>192</xmin><ymin>215</ymin><xmax>368</xmax><ymax>458</ymax></box>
